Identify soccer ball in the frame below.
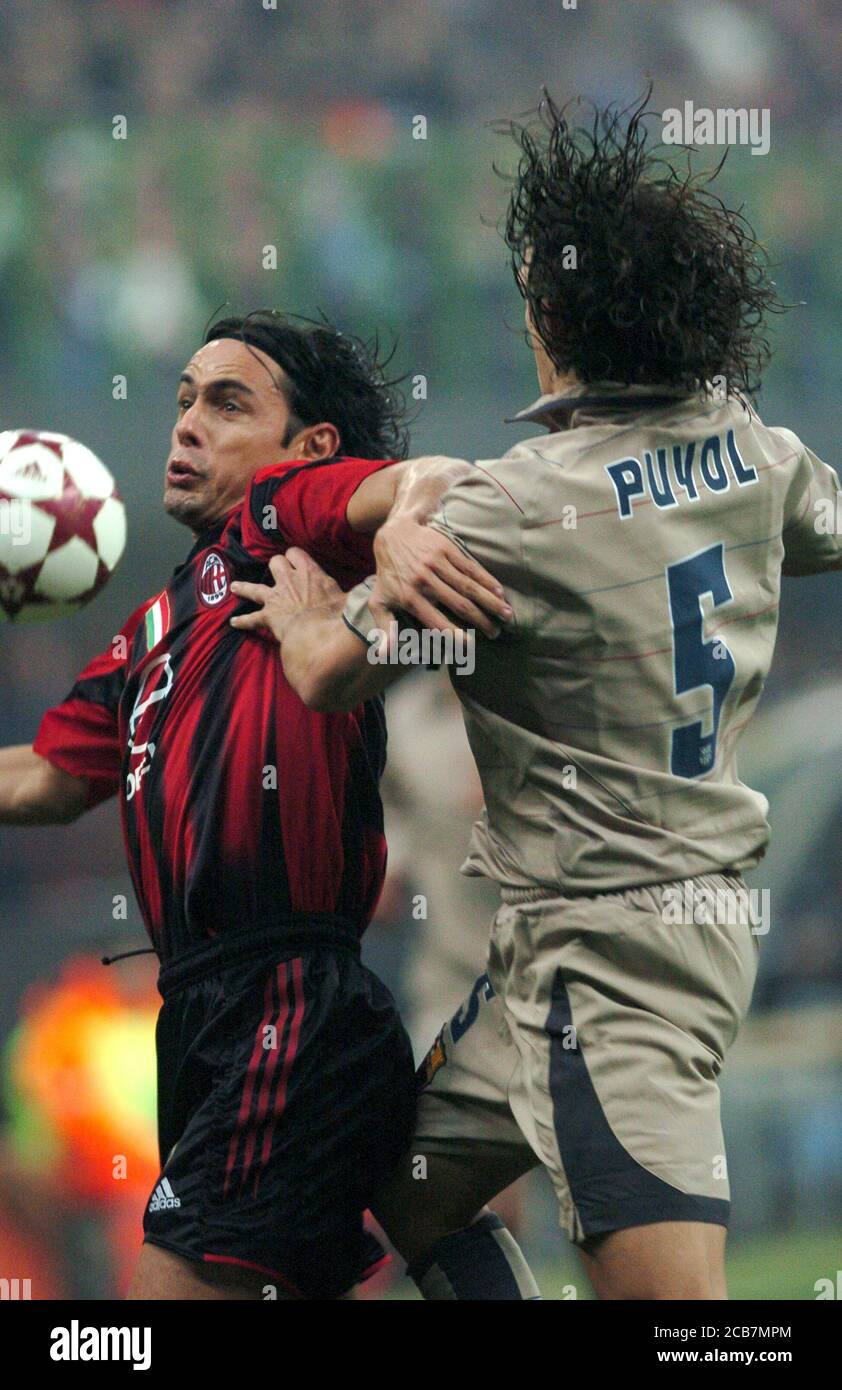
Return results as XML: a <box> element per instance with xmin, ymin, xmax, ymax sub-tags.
<box><xmin>0</xmin><ymin>429</ymin><xmax>126</xmax><ymax>622</ymax></box>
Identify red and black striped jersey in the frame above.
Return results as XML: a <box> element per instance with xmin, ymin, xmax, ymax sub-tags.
<box><xmin>34</xmin><ymin>457</ymin><xmax>395</xmax><ymax>962</ymax></box>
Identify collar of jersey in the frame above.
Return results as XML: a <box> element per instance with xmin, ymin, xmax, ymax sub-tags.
<box><xmin>171</xmin><ymin>509</ymin><xmax>235</xmax><ymax>576</ymax></box>
<box><xmin>506</xmin><ymin>382</ymin><xmax>699</xmax><ymax>431</ymax></box>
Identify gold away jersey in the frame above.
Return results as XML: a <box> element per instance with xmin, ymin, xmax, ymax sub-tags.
<box><xmin>420</xmin><ymin>390</ymin><xmax>842</xmax><ymax>894</ymax></box>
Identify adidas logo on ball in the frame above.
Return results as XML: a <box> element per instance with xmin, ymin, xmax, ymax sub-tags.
<box><xmin>148</xmin><ymin>1178</ymin><xmax>181</xmax><ymax>1212</ymax></box>
<box><xmin>15</xmin><ymin>460</ymin><xmax>48</xmax><ymax>482</ymax></box>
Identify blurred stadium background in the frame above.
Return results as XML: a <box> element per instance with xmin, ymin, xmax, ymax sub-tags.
<box><xmin>0</xmin><ymin>0</ymin><xmax>840</xmax><ymax>1299</ymax></box>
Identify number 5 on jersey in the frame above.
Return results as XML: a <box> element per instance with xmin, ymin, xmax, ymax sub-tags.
<box><xmin>667</xmin><ymin>543</ymin><xmax>737</xmax><ymax>779</ymax></box>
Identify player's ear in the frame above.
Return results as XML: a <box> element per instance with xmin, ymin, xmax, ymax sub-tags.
<box><xmin>288</xmin><ymin>422</ymin><xmax>341</xmax><ymax>461</ymax></box>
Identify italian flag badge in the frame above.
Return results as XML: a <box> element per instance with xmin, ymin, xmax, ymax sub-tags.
<box><xmin>144</xmin><ymin>590</ymin><xmax>171</xmax><ymax>651</ymax></box>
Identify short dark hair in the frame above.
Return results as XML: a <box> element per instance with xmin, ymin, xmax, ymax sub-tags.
<box><xmin>203</xmin><ymin>310</ymin><xmax>410</xmax><ymax>459</ymax></box>
<box><xmin>500</xmin><ymin>91</ymin><xmax>787</xmax><ymax>399</ymax></box>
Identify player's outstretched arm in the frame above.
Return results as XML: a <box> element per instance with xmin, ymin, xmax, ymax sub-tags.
<box><xmin>0</xmin><ymin>745</ymin><xmax>88</xmax><ymax>825</ymax></box>
<box><xmin>350</xmin><ymin>455</ymin><xmax>512</xmax><ymax>637</ymax></box>
<box><xmin>281</xmin><ymin>602</ymin><xmax>404</xmax><ymax>712</ymax></box>
<box><xmin>230</xmin><ymin>550</ymin><xmax>405</xmax><ymax>711</ymax></box>
<box><xmin>346</xmin><ymin>454</ymin><xmax>473</xmax><ymax>533</ymax></box>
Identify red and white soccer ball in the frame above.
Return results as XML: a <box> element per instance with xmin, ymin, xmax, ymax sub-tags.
<box><xmin>0</xmin><ymin>429</ymin><xmax>126</xmax><ymax>622</ymax></box>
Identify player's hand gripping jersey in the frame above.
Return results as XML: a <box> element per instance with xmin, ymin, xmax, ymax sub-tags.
<box><xmin>424</xmin><ymin>390</ymin><xmax>842</xmax><ymax>893</ymax></box>
<box><xmin>34</xmin><ymin>458</ymin><xmax>394</xmax><ymax>962</ymax></box>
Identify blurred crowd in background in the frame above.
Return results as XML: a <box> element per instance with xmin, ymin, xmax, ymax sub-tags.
<box><xmin>0</xmin><ymin>0</ymin><xmax>840</xmax><ymax>1297</ymax></box>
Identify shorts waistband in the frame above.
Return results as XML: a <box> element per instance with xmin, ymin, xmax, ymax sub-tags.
<box><xmin>500</xmin><ymin>867</ymin><xmax>746</xmax><ymax>907</ymax></box>
<box><xmin>157</xmin><ymin>915</ymin><xmax>361</xmax><ymax>996</ymax></box>
<box><xmin>500</xmin><ymin>885</ymin><xmax>555</xmax><ymax>905</ymax></box>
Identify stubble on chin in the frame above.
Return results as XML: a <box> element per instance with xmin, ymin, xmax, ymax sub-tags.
<box><xmin>163</xmin><ymin>488</ymin><xmax>208</xmax><ymax>530</ymax></box>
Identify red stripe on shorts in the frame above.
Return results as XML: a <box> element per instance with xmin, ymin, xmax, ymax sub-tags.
<box><xmin>223</xmin><ymin>967</ymin><xmax>286</xmax><ymax>1197</ymax></box>
<box><xmin>253</xmin><ymin>956</ymin><xmax>305</xmax><ymax>1196</ymax></box>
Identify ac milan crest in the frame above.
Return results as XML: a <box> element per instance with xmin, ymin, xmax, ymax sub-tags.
<box><xmin>198</xmin><ymin>551</ymin><xmax>229</xmax><ymax>607</ymax></box>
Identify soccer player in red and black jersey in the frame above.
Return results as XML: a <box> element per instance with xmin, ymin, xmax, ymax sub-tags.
<box><xmin>0</xmin><ymin>311</ymin><xmax>508</xmax><ymax>1300</ymax></box>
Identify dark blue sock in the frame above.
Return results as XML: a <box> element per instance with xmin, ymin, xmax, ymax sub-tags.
<box><xmin>407</xmin><ymin>1212</ymin><xmax>542</xmax><ymax>1300</ymax></box>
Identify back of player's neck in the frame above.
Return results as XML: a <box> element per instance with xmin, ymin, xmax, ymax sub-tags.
<box><xmin>543</xmin><ymin>369</ymin><xmax>580</xmax><ymax>397</ymax></box>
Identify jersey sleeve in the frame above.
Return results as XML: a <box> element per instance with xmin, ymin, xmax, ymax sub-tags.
<box><xmin>779</xmin><ymin>435</ymin><xmax>842</xmax><ymax>577</ymax></box>
<box><xmin>240</xmin><ymin>456</ymin><xmax>398</xmax><ymax>587</ymax></box>
<box><xmin>341</xmin><ymin>574</ymin><xmax>381</xmax><ymax>647</ymax></box>
<box><xmin>427</xmin><ymin>462</ymin><xmax>535</xmax><ymax>630</ymax></box>
<box><xmin>32</xmin><ymin>599</ymin><xmax>148</xmax><ymax>808</ymax></box>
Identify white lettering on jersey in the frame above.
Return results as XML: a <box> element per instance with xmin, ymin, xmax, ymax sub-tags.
<box><xmin>125</xmin><ymin>653</ymin><xmax>175</xmax><ymax>800</ymax></box>
<box><xmin>605</xmin><ymin>428</ymin><xmax>758</xmax><ymax>521</ymax></box>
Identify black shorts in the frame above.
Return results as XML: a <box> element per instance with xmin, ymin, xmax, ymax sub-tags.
<box><xmin>143</xmin><ymin>925</ymin><xmax>416</xmax><ymax>1299</ymax></box>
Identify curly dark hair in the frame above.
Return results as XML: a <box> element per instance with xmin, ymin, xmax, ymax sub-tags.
<box><xmin>500</xmin><ymin>89</ymin><xmax>787</xmax><ymax>399</ymax></box>
<box><xmin>203</xmin><ymin>309</ymin><xmax>409</xmax><ymax>460</ymax></box>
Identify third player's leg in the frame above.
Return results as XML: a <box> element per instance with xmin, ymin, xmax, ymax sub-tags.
<box><xmin>374</xmin><ymin>972</ymin><xmax>542</xmax><ymax>1298</ymax></box>
<box><xmin>374</xmin><ymin>1142</ymin><xmax>534</xmax><ymax>1266</ymax></box>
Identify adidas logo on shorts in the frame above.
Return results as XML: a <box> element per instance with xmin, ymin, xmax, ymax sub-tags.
<box><xmin>148</xmin><ymin>1177</ymin><xmax>181</xmax><ymax>1212</ymax></box>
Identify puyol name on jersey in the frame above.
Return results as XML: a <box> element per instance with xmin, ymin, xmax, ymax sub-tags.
<box><xmin>606</xmin><ymin>427</ymin><xmax>757</xmax><ymax>520</ymax></box>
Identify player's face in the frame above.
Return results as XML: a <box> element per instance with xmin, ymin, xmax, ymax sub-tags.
<box><xmin>165</xmin><ymin>339</ymin><xmax>337</xmax><ymax>532</ymax></box>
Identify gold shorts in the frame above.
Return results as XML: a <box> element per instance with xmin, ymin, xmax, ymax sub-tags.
<box><xmin>415</xmin><ymin>872</ymin><xmax>759</xmax><ymax>1244</ymax></box>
